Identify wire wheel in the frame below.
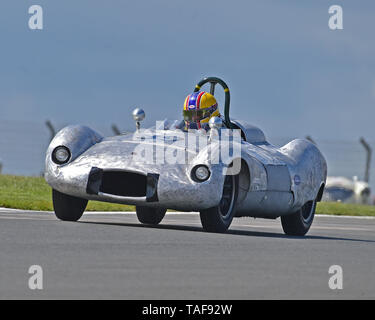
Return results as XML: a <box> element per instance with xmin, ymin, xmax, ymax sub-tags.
<box><xmin>219</xmin><ymin>175</ymin><xmax>236</xmax><ymax>219</ymax></box>
<box><xmin>199</xmin><ymin>173</ymin><xmax>238</xmax><ymax>233</ymax></box>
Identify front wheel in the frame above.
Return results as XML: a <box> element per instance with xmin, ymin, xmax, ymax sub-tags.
<box><xmin>199</xmin><ymin>174</ymin><xmax>239</xmax><ymax>233</ymax></box>
<box><xmin>136</xmin><ymin>206</ymin><xmax>167</xmax><ymax>225</ymax></box>
<box><xmin>52</xmin><ymin>189</ymin><xmax>88</xmax><ymax>221</ymax></box>
<box><xmin>281</xmin><ymin>199</ymin><xmax>316</xmax><ymax>236</ymax></box>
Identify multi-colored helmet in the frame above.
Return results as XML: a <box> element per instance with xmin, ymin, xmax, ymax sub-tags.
<box><xmin>183</xmin><ymin>91</ymin><xmax>220</xmax><ymax>129</ymax></box>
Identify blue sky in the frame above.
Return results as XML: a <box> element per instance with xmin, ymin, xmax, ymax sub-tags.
<box><xmin>1</xmin><ymin>0</ymin><xmax>375</xmax><ymax>141</ymax></box>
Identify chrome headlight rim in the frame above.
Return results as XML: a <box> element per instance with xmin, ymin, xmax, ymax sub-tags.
<box><xmin>52</xmin><ymin>146</ymin><xmax>71</xmax><ymax>165</ymax></box>
<box><xmin>191</xmin><ymin>165</ymin><xmax>211</xmax><ymax>182</ymax></box>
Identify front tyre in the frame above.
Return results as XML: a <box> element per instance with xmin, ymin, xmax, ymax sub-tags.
<box><xmin>281</xmin><ymin>199</ymin><xmax>316</xmax><ymax>236</ymax></box>
<box><xmin>199</xmin><ymin>174</ymin><xmax>239</xmax><ymax>233</ymax></box>
<box><xmin>52</xmin><ymin>189</ymin><xmax>88</xmax><ymax>221</ymax></box>
<box><xmin>136</xmin><ymin>206</ymin><xmax>167</xmax><ymax>225</ymax></box>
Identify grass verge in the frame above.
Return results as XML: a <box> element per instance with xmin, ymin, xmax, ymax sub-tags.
<box><xmin>0</xmin><ymin>174</ymin><xmax>134</xmax><ymax>211</ymax></box>
<box><xmin>0</xmin><ymin>175</ymin><xmax>375</xmax><ymax>216</ymax></box>
<box><xmin>315</xmin><ymin>201</ymin><xmax>375</xmax><ymax>216</ymax></box>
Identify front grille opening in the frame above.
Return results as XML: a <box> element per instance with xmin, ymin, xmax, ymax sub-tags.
<box><xmin>100</xmin><ymin>171</ymin><xmax>147</xmax><ymax>197</ymax></box>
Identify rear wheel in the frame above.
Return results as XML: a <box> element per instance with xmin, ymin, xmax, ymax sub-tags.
<box><xmin>136</xmin><ymin>206</ymin><xmax>166</xmax><ymax>225</ymax></box>
<box><xmin>199</xmin><ymin>174</ymin><xmax>239</xmax><ymax>233</ymax></box>
<box><xmin>52</xmin><ymin>189</ymin><xmax>88</xmax><ymax>221</ymax></box>
<box><xmin>281</xmin><ymin>199</ymin><xmax>316</xmax><ymax>236</ymax></box>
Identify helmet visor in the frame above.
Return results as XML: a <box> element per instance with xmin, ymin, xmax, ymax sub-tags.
<box><xmin>183</xmin><ymin>110</ymin><xmax>206</xmax><ymax>122</ymax></box>
<box><xmin>183</xmin><ymin>105</ymin><xmax>217</xmax><ymax>123</ymax></box>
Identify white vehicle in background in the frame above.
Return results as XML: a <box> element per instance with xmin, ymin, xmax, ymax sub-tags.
<box><xmin>322</xmin><ymin>176</ymin><xmax>371</xmax><ymax>204</ymax></box>
<box><xmin>314</xmin><ymin>137</ymin><xmax>372</xmax><ymax>205</ymax></box>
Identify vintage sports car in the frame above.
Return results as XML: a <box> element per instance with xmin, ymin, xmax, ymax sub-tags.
<box><xmin>45</xmin><ymin>77</ymin><xmax>327</xmax><ymax>235</ymax></box>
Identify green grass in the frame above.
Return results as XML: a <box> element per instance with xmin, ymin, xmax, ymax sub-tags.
<box><xmin>0</xmin><ymin>174</ymin><xmax>134</xmax><ymax>211</ymax></box>
<box><xmin>316</xmin><ymin>201</ymin><xmax>375</xmax><ymax>216</ymax></box>
<box><xmin>0</xmin><ymin>174</ymin><xmax>375</xmax><ymax>216</ymax></box>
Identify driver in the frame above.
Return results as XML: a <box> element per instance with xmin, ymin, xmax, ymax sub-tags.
<box><xmin>182</xmin><ymin>91</ymin><xmax>220</xmax><ymax>130</ymax></box>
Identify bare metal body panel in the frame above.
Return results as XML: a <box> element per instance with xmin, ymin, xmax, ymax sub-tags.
<box><xmin>45</xmin><ymin>120</ymin><xmax>327</xmax><ymax>218</ymax></box>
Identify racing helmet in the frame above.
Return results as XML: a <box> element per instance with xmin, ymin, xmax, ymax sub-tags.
<box><xmin>183</xmin><ymin>91</ymin><xmax>220</xmax><ymax>129</ymax></box>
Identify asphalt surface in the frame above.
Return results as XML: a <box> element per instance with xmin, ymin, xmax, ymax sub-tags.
<box><xmin>0</xmin><ymin>208</ymin><xmax>374</xmax><ymax>299</ymax></box>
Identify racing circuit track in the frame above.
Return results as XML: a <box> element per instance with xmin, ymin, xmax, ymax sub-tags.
<box><xmin>0</xmin><ymin>208</ymin><xmax>374</xmax><ymax>299</ymax></box>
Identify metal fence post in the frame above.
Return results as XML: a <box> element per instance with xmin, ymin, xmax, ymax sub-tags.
<box><xmin>360</xmin><ymin>137</ymin><xmax>372</xmax><ymax>183</ymax></box>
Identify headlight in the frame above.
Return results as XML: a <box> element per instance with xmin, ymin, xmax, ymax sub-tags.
<box><xmin>52</xmin><ymin>146</ymin><xmax>71</xmax><ymax>165</ymax></box>
<box><xmin>191</xmin><ymin>165</ymin><xmax>210</xmax><ymax>182</ymax></box>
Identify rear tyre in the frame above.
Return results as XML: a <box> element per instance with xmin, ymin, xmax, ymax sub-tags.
<box><xmin>52</xmin><ymin>189</ymin><xmax>88</xmax><ymax>221</ymax></box>
<box><xmin>281</xmin><ymin>199</ymin><xmax>316</xmax><ymax>236</ymax></box>
<box><xmin>199</xmin><ymin>174</ymin><xmax>239</xmax><ymax>233</ymax></box>
<box><xmin>136</xmin><ymin>206</ymin><xmax>166</xmax><ymax>225</ymax></box>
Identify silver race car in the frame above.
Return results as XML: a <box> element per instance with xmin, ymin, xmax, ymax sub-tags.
<box><xmin>45</xmin><ymin>77</ymin><xmax>327</xmax><ymax>235</ymax></box>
